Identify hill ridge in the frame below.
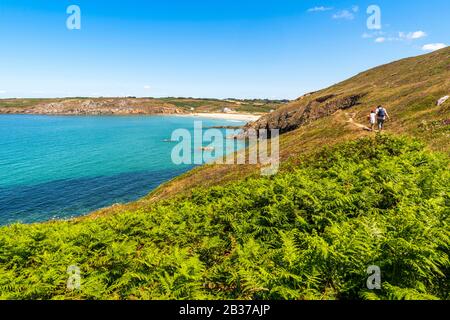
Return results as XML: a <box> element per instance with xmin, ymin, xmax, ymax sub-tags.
<box><xmin>245</xmin><ymin>47</ymin><xmax>450</xmax><ymax>137</ymax></box>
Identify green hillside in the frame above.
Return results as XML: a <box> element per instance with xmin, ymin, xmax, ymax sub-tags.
<box><xmin>1</xmin><ymin>136</ymin><xmax>448</xmax><ymax>299</ymax></box>
<box><xmin>247</xmin><ymin>47</ymin><xmax>450</xmax><ymax>151</ymax></box>
<box><xmin>136</xmin><ymin>48</ymin><xmax>450</xmax><ymax>203</ymax></box>
<box><xmin>0</xmin><ymin>49</ymin><xmax>449</xmax><ymax>300</ymax></box>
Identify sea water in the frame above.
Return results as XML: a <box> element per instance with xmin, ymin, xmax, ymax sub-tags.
<box><xmin>0</xmin><ymin>115</ymin><xmax>245</xmax><ymax>225</ymax></box>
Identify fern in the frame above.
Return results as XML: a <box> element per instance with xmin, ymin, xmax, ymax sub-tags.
<box><xmin>0</xmin><ymin>136</ymin><xmax>448</xmax><ymax>300</ymax></box>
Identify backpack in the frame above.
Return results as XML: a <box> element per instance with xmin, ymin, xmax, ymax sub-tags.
<box><xmin>377</xmin><ymin>108</ymin><xmax>386</xmax><ymax>117</ymax></box>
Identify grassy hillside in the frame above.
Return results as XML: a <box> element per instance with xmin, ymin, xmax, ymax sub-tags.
<box><xmin>1</xmin><ymin>136</ymin><xmax>448</xmax><ymax>299</ymax></box>
<box><xmin>247</xmin><ymin>47</ymin><xmax>450</xmax><ymax>151</ymax></box>
<box><xmin>0</xmin><ymin>49</ymin><xmax>448</xmax><ymax>300</ymax></box>
<box><xmin>138</xmin><ymin>47</ymin><xmax>450</xmax><ymax>203</ymax></box>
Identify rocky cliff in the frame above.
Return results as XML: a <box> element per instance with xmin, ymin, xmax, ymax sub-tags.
<box><xmin>245</xmin><ymin>93</ymin><xmax>366</xmax><ymax>134</ymax></box>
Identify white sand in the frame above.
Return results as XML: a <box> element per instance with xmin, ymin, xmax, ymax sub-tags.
<box><xmin>187</xmin><ymin>113</ymin><xmax>261</xmax><ymax>122</ymax></box>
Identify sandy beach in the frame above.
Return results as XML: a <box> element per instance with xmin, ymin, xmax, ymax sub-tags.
<box><xmin>187</xmin><ymin>112</ymin><xmax>262</xmax><ymax>122</ymax></box>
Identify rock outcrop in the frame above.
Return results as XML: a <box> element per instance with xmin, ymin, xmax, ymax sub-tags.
<box><xmin>244</xmin><ymin>93</ymin><xmax>366</xmax><ymax>135</ymax></box>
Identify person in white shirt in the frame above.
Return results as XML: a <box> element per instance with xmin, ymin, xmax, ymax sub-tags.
<box><xmin>369</xmin><ymin>110</ymin><xmax>377</xmax><ymax>131</ymax></box>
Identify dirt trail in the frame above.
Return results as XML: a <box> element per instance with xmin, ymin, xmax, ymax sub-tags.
<box><xmin>345</xmin><ymin>112</ymin><xmax>372</xmax><ymax>131</ymax></box>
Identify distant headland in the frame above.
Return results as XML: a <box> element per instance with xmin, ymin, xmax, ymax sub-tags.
<box><xmin>0</xmin><ymin>97</ymin><xmax>288</xmax><ymax>117</ymax></box>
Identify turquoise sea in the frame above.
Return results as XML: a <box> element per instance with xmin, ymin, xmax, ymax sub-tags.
<box><xmin>0</xmin><ymin>115</ymin><xmax>245</xmax><ymax>225</ymax></box>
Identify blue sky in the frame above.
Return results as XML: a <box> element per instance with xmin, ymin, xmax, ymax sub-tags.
<box><xmin>0</xmin><ymin>0</ymin><xmax>448</xmax><ymax>99</ymax></box>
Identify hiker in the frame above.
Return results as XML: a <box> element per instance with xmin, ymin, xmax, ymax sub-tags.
<box><xmin>376</xmin><ymin>105</ymin><xmax>390</xmax><ymax>131</ymax></box>
<box><xmin>369</xmin><ymin>109</ymin><xmax>377</xmax><ymax>131</ymax></box>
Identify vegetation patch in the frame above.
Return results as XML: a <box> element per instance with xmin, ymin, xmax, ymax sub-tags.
<box><xmin>0</xmin><ymin>136</ymin><xmax>448</xmax><ymax>300</ymax></box>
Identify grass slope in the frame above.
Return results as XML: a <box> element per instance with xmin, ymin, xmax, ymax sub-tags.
<box><xmin>249</xmin><ymin>47</ymin><xmax>450</xmax><ymax>151</ymax></box>
<box><xmin>136</xmin><ymin>48</ymin><xmax>449</xmax><ymax>203</ymax></box>
<box><xmin>0</xmin><ymin>136</ymin><xmax>448</xmax><ymax>300</ymax></box>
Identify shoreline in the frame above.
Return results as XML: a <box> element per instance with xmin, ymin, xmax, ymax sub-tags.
<box><xmin>0</xmin><ymin>111</ymin><xmax>262</xmax><ymax>123</ymax></box>
<box><xmin>176</xmin><ymin>112</ymin><xmax>262</xmax><ymax>122</ymax></box>
<box><xmin>0</xmin><ymin>112</ymin><xmax>262</xmax><ymax>226</ymax></box>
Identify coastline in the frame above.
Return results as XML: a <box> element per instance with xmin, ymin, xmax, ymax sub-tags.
<box><xmin>0</xmin><ymin>112</ymin><xmax>263</xmax><ymax>225</ymax></box>
<box><xmin>0</xmin><ymin>112</ymin><xmax>262</xmax><ymax>123</ymax></box>
<box><xmin>177</xmin><ymin>112</ymin><xmax>262</xmax><ymax>122</ymax></box>
<box><xmin>82</xmin><ymin>113</ymin><xmax>260</xmax><ymax>221</ymax></box>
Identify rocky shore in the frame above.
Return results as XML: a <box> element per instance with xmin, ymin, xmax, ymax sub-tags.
<box><xmin>0</xmin><ymin>98</ymin><xmax>186</xmax><ymax>115</ymax></box>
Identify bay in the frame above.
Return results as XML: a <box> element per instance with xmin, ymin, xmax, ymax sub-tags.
<box><xmin>0</xmin><ymin>115</ymin><xmax>245</xmax><ymax>225</ymax></box>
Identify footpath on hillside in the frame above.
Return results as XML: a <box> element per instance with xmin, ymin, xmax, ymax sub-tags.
<box><xmin>345</xmin><ymin>112</ymin><xmax>373</xmax><ymax>132</ymax></box>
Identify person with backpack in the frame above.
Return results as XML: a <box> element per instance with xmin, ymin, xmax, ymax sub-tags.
<box><xmin>376</xmin><ymin>105</ymin><xmax>390</xmax><ymax>131</ymax></box>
